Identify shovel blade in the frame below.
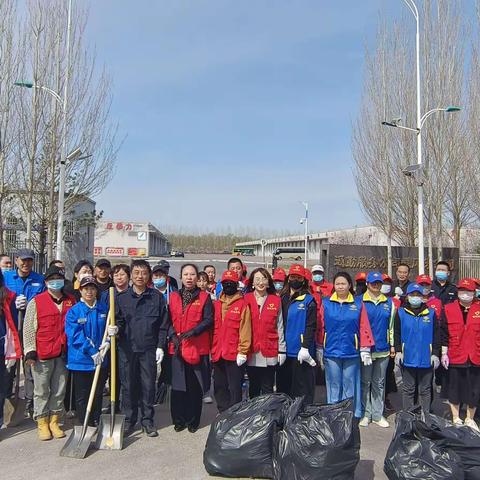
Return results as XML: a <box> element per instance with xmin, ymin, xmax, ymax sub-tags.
<box><xmin>3</xmin><ymin>397</ymin><xmax>27</xmax><ymax>427</ymax></box>
<box><xmin>60</xmin><ymin>425</ymin><xmax>97</xmax><ymax>458</ymax></box>
<box><xmin>95</xmin><ymin>413</ymin><xmax>125</xmax><ymax>450</ymax></box>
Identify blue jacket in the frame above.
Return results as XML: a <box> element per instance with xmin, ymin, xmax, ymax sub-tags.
<box><xmin>323</xmin><ymin>294</ymin><xmax>364</xmax><ymax>359</ymax></box>
<box><xmin>65</xmin><ymin>300</ymin><xmax>109</xmax><ymax>371</ymax></box>
<box><xmin>3</xmin><ymin>269</ymin><xmax>45</xmax><ymax>326</ymax></box>
<box><xmin>398</xmin><ymin>306</ymin><xmax>435</xmax><ymax>368</ymax></box>
<box><xmin>362</xmin><ymin>293</ymin><xmax>392</xmax><ymax>353</ymax></box>
<box><xmin>284</xmin><ymin>293</ymin><xmax>316</xmax><ymax>358</ymax></box>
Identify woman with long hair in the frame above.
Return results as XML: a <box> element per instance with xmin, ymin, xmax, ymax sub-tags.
<box><xmin>244</xmin><ymin>268</ymin><xmax>286</xmax><ymax>398</ymax></box>
<box><xmin>318</xmin><ymin>271</ymin><xmax>374</xmax><ymax>418</ymax></box>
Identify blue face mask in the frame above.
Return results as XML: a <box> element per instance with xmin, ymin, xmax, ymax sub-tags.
<box><xmin>408</xmin><ymin>295</ymin><xmax>423</xmax><ymax>307</ymax></box>
<box><xmin>312</xmin><ymin>274</ymin><xmax>324</xmax><ymax>283</ymax></box>
<box><xmin>435</xmin><ymin>271</ymin><xmax>448</xmax><ymax>282</ymax></box>
<box><xmin>476</xmin><ymin>289</ymin><xmax>480</xmax><ymax>299</ymax></box>
<box><xmin>153</xmin><ymin>277</ymin><xmax>167</xmax><ymax>289</ymax></box>
<box><xmin>1</xmin><ymin>267</ymin><xmax>12</xmax><ymax>272</ymax></box>
<box><xmin>274</xmin><ymin>282</ymin><xmax>284</xmax><ymax>292</ymax></box>
<box><xmin>47</xmin><ymin>279</ymin><xmax>64</xmax><ymax>291</ymax></box>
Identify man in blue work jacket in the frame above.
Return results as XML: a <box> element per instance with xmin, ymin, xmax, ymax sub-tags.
<box><xmin>3</xmin><ymin>248</ymin><xmax>45</xmax><ymax>417</ymax></box>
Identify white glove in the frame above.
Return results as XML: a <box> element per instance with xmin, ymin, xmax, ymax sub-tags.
<box><xmin>5</xmin><ymin>359</ymin><xmax>16</xmax><ymax>369</ymax></box>
<box><xmin>15</xmin><ymin>294</ymin><xmax>27</xmax><ymax>310</ymax></box>
<box><xmin>394</xmin><ymin>352</ymin><xmax>403</xmax><ymax>367</ymax></box>
<box><xmin>278</xmin><ymin>353</ymin><xmax>286</xmax><ymax>366</ymax></box>
<box><xmin>156</xmin><ymin>348</ymin><xmax>164</xmax><ymax>365</ymax></box>
<box><xmin>431</xmin><ymin>355</ymin><xmax>440</xmax><ymax>370</ymax></box>
<box><xmin>236</xmin><ymin>353</ymin><xmax>247</xmax><ymax>366</ymax></box>
<box><xmin>297</xmin><ymin>347</ymin><xmax>317</xmax><ymax>367</ymax></box>
<box><xmin>98</xmin><ymin>341</ymin><xmax>110</xmax><ymax>358</ymax></box>
<box><xmin>91</xmin><ymin>352</ymin><xmax>103</xmax><ymax>366</ymax></box>
<box><xmin>107</xmin><ymin>325</ymin><xmax>118</xmax><ymax>336</ymax></box>
<box><xmin>394</xmin><ymin>287</ymin><xmax>403</xmax><ymax>297</ymax></box>
<box><xmin>360</xmin><ymin>351</ymin><xmax>372</xmax><ymax>366</ymax></box>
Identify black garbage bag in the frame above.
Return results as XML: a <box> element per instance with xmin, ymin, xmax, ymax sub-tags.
<box><xmin>384</xmin><ymin>410</ymin><xmax>465</xmax><ymax>480</ymax></box>
<box><xmin>203</xmin><ymin>393</ymin><xmax>292</xmax><ymax>478</ymax></box>
<box><xmin>273</xmin><ymin>398</ymin><xmax>360</xmax><ymax>480</ymax></box>
<box><xmin>417</xmin><ymin>411</ymin><xmax>480</xmax><ymax>480</ymax></box>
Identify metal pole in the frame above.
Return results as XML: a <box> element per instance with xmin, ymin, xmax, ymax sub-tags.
<box><xmin>303</xmin><ymin>202</ymin><xmax>308</xmax><ymax>268</ymax></box>
<box><xmin>55</xmin><ymin>0</ymin><xmax>72</xmax><ymax>260</ymax></box>
<box><xmin>413</xmin><ymin>2</ymin><xmax>425</xmax><ymax>274</ymax></box>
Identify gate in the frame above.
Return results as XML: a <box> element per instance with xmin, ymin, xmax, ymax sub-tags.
<box><xmin>459</xmin><ymin>255</ymin><xmax>480</xmax><ymax>280</ymax></box>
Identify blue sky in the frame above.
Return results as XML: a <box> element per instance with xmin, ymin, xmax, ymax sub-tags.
<box><xmin>88</xmin><ymin>0</ymin><xmax>400</xmax><ymax>234</ymax></box>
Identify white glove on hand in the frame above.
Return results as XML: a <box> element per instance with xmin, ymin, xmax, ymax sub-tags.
<box><xmin>297</xmin><ymin>347</ymin><xmax>317</xmax><ymax>367</ymax></box>
<box><xmin>441</xmin><ymin>354</ymin><xmax>449</xmax><ymax>370</ymax></box>
<box><xmin>278</xmin><ymin>353</ymin><xmax>286</xmax><ymax>366</ymax></box>
<box><xmin>91</xmin><ymin>352</ymin><xmax>103</xmax><ymax>366</ymax></box>
<box><xmin>236</xmin><ymin>353</ymin><xmax>247</xmax><ymax>366</ymax></box>
<box><xmin>431</xmin><ymin>355</ymin><xmax>440</xmax><ymax>370</ymax></box>
<box><xmin>107</xmin><ymin>325</ymin><xmax>118</xmax><ymax>336</ymax></box>
<box><xmin>98</xmin><ymin>341</ymin><xmax>110</xmax><ymax>359</ymax></box>
<box><xmin>360</xmin><ymin>351</ymin><xmax>372</xmax><ymax>366</ymax></box>
<box><xmin>394</xmin><ymin>352</ymin><xmax>403</xmax><ymax>367</ymax></box>
<box><xmin>15</xmin><ymin>294</ymin><xmax>27</xmax><ymax>310</ymax></box>
<box><xmin>394</xmin><ymin>287</ymin><xmax>403</xmax><ymax>297</ymax></box>
<box><xmin>5</xmin><ymin>359</ymin><xmax>16</xmax><ymax>370</ymax></box>
<box><xmin>155</xmin><ymin>348</ymin><xmax>164</xmax><ymax>365</ymax></box>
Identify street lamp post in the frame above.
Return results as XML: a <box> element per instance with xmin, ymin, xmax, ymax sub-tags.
<box><xmin>300</xmin><ymin>201</ymin><xmax>309</xmax><ymax>268</ymax></box>
<box><xmin>383</xmin><ymin>0</ymin><xmax>461</xmax><ymax>274</ymax></box>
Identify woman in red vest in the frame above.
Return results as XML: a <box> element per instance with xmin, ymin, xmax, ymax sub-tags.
<box><xmin>441</xmin><ymin>278</ymin><xmax>480</xmax><ymax>431</ymax></box>
<box><xmin>23</xmin><ymin>265</ymin><xmax>75</xmax><ymax>440</ymax></box>
<box><xmin>212</xmin><ymin>270</ymin><xmax>252</xmax><ymax>412</ymax></box>
<box><xmin>168</xmin><ymin>264</ymin><xmax>213</xmax><ymax>433</ymax></box>
<box><xmin>244</xmin><ymin>268</ymin><xmax>286</xmax><ymax>398</ymax></box>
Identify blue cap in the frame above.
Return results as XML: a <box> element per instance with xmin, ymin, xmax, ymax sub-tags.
<box><xmin>366</xmin><ymin>271</ymin><xmax>383</xmax><ymax>284</ymax></box>
<box><xmin>406</xmin><ymin>283</ymin><xmax>424</xmax><ymax>295</ymax></box>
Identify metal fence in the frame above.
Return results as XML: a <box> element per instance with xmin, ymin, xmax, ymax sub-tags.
<box><xmin>459</xmin><ymin>255</ymin><xmax>480</xmax><ymax>279</ymax></box>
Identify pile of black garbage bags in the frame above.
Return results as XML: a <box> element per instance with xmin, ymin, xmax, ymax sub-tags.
<box><xmin>203</xmin><ymin>393</ymin><xmax>360</xmax><ymax>480</ymax></box>
<box><xmin>384</xmin><ymin>407</ymin><xmax>480</xmax><ymax>480</ymax></box>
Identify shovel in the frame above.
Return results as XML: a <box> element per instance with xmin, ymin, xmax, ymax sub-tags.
<box><xmin>3</xmin><ymin>310</ymin><xmax>27</xmax><ymax>427</ymax></box>
<box><xmin>96</xmin><ymin>287</ymin><xmax>125</xmax><ymax>450</ymax></box>
<box><xmin>60</xmin><ymin>314</ymin><xmax>110</xmax><ymax>458</ymax></box>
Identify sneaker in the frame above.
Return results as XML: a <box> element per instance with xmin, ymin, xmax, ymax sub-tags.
<box><xmin>142</xmin><ymin>425</ymin><xmax>158</xmax><ymax>437</ymax></box>
<box><xmin>203</xmin><ymin>395</ymin><xmax>213</xmax><ymax>404</ymax></box>
<box><xmin>373</xmin><ymin>417</ymin><xmax>390</xmax><ymax>428</ymax></box>
<box><xmin>453</xmin><ymin>417</ymin><xmax>463</xmax><ymax>426</ymax></box>
<box><xmin>465</xmin><ymin>418</ymin><xmax>480</xmax><ymax>432</ymax></box>
<box><xmin>359</xmin><ymin>417</ymin><xmax>370</xmax><ymax>427</ymax></box>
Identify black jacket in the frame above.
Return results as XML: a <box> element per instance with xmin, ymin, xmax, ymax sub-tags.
<box><xmin>116</xmin><ymin>286</ymin><xmax>168</xmax><ymax>352</ymax></box>
<box><xmin>432</xmin><ymin>280</ymin><xmax>457</xmax><ymax>305</ymax></box>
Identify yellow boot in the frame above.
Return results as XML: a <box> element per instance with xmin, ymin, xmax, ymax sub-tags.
<box><xmin>37</xmin><ymin>417</ymin><xmax>52</xmax><ymax>441</ymax></box>
<box><xmin>49</xmin><ymin>414</ymin><xmax>66</xmax><ymax>439</ymax></box>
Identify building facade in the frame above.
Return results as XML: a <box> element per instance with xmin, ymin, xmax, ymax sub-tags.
<box><xmin>94</xmin><ymin>220</ymin><xmax>170</xmax><ymax>259</ymax></box>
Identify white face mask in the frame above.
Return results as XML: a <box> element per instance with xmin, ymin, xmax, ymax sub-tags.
<box><xmin>380</xmin><ymin>284</ymin><xmax>391</xmax><ymax>295</ymax></box>
<box><xmin>458</xmin><ymin>292</ymin><xmax>475</xmax><ymax>304</ymax></box>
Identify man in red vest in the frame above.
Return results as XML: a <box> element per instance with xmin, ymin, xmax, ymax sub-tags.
<box><xmin>311</xmin><ymin>265</ymin><xmax>333</xmax><ymax>298</ymax></box>
<box><xmin>212</xmin><ymin>270</ymin><xmax>251</xmax><ymax>412</ymax></box>
<box><xmin>23</xmin><ymin>265</ymin><xmax>76</xmax><ymax>440</ymax></box>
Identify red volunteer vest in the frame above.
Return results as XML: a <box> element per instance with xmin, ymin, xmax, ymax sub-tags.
<box><xmin>427</xmin><ymin>297</ymin><xmax>442</xmax><ymax>319</ymax></box>
<box><xmin>168</xmin><ymin>291</ymin><xmax>210</xmax><ymax>365</ymax></box>
<box><xmin>34</xmin><ymin>291</ymin><xmax>75</xmax><ymax>360</ymax></box>
<box><xmin>444</xmin><ymin>300</ymin><xmax>480</xmax><ymax>366</ymax></box>
<box><xmin>244</xmin><ymin>293</ymin><xmax>280</xmax><ymax>358</ymax></box>
<box><xmin>212</xmin><ymin>297</ymin><xmax>247</xmax><ymax>362</ymax></box>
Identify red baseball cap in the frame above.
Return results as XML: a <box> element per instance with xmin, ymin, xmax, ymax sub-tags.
<box><xmin>221</xmin><ymin>270</ymin><xmax>239</xmax><ymax>283</ymax></box>
<box><xmin>355</xmin><ymin>272</ymin><xmax>367</xmax><ymax>282</ymax></box>
<box><xmin>382</xmin><ymin>274</ymin><xmax>393</xmax><ymax>283</ymax></box>
<box><xmin>272</xmin><ymin>268</ymin><xmax>286</xmax><ymax>282</ymax></box>
<box><xmin>457</xmin><ymin>278</ymin><xmax>476</xmax><ymax>292</ymax></box>
<box><xmin>304</xmin><ymin>269</ymin><xmax>312</xmax><ymax>282</ymax></box>
<box><xmin>288</xmin><ymin>264</ymin><xmax>306</xmax><ymax>279</ymax></box>
<box><xmin>416</xmin><ymin>274</ymin><xmax>432</xmax><ymax>286</ymax></box>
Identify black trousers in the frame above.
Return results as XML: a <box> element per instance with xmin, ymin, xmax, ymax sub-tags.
<box><xmin>247</xmin><ymin>365</ymin><xmax>275</xmax><ymax>398</ymax></box>
<box><xmin>276</xmin><ymin>357</ymin><xmax>315</xmax><ymax>405</ymax></box>
<box><xmin>213</xmin><ymin>359</ymin><xmax>243</xmax><ymax>413</ymax></box>
<box><xmin>118</xmin><ymin>348</ymin><xmax>156</xmax><ymax>427</ymax></box>
<box><xmin>64</xmin><ymin>370</ymin><xmax>76</xmax><ymax>412</ymax></box>
<box><xmin>170</xmin><ymin>363</ymin><xmax>203</xmax><ymax>428</ymax></box>
<box><xmin>402</xmin><ymin>366</ymin><xmax>433</xmax><ymax>413</ymax></box>
<box><xmin>73</xmin><ymin>368</ymin><xmax>108</xmax><ymax>425</ymax></box>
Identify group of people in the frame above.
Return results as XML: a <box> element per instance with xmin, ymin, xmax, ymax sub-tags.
<box><xmin>0</xmin><ymin>250</ymin><xmax>479</xmax><ymax>445</ymax></box>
